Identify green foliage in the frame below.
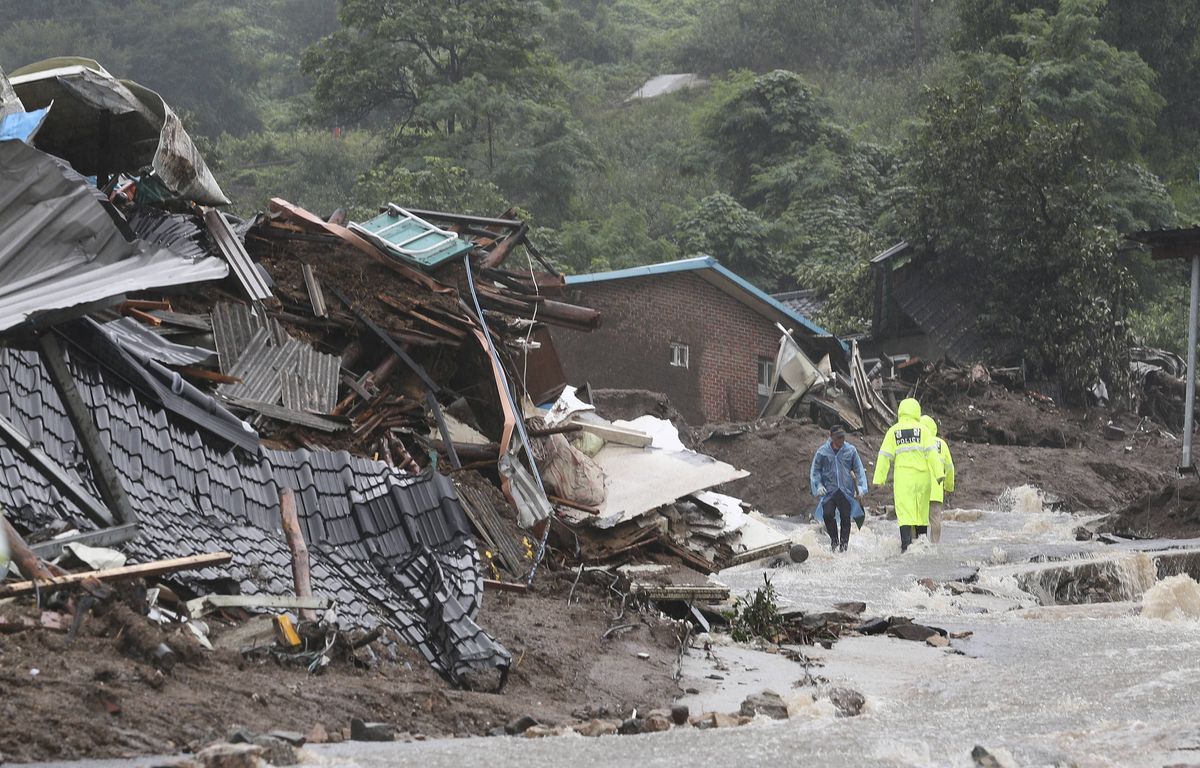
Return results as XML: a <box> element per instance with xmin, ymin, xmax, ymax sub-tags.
<box><xmin>302</xmin><ymin>0</ymin><xmax>554</xmax><ymax>131</ymax></box>
<box><xmin>727</xmin><ymin>574</ymin><xmax>783</xmax><ymax>644</ymax></box>
<box><xmin>353</xmin><ymin>158</ymin><xmax>509</xmax><ymax>222</ymax></box>
<box><xmin>904</xmin><ymin>79</ymin><xmax>1133</xmax><ymax>396</ymax></box>
<box><xmin>546</xmin><ymin>203</ymin><xmax>679</xmax><ymax>274</ymax></box>
<box><xmin>677</xmin><ymin>193</ymin><xmax>785</xmax><ymax>288</ymax></box>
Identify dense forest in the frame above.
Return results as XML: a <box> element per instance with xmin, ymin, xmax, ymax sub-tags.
<box><xmin>2</xmin><ymin>0</ymin><xmax>1198</xmax><ymax>396</ymax></box>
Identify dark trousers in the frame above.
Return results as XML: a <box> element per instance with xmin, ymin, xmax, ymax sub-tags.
<box><xmin>822</xmin><ymin>491</ymin><xmax>853</xmax><ymax>548</ymax></box>
<box><xmin>900</xmin><ymin>525</ymin><xmax>928</xmax><ymax>552</ymax></box>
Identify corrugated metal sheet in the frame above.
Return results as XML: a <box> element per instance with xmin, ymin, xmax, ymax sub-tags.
<box><xmin>128</xmin><ymin>207</ymin><xmax>209</xmax><ymax>263</ymax></box>
<box><xmin>281</xmin><ymin>344</ymin><xmax>340</xmax><ymax>413</ymax></box>
<box><xmin>100</xmin><ymin>316</ymin><xmax>216</xmax><ymax>367</ymax></box>
<box><xmin>215</xmin><ymin>303</ymin><xmax>341</xmax><ymax>414</ymax></box>
<box><xmin>212</xmin><ymin>302</ymin><xmax>286</xmax><ymax>373</ymax></box>
<box><xmin>219</xmin><ymin>330</ymin><xmax>303</xmax><ymax>404</ymax></box>
<box><xmin>0</xmin><ymin>140</ymin><xmax>229</xmax><ymax>333</ymax></box>
<box><xmin>203</xmin><ymin>209</ymin><xmax>273</xmax><ymax>302</ymax></box>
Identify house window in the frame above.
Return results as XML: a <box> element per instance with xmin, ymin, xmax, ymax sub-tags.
<box><xmin>757</xmin><ymin>358</ymin><xmax>774</xmax><ymax>397</ymax></box>
<box><xmin>670</xmin><ymin>342</ymin><xmax>689</xmax><ymax>369</ymax></box>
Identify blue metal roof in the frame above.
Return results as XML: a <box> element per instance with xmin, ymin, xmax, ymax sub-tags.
<box><xmin>565</xmin><ymin>256</ymin><xmax>841</xmax><ymax>343</ymax></box>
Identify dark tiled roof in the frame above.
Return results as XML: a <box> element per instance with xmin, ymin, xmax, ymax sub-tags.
<box><xmin>0</xmin><ymin>345</ymin><xmax>509</xmax><ymax>686</ymax></box>
<box><xmin>771</xmin><ymin>289</ymin><xmax>827</xmax><ymax>320</ymax></box>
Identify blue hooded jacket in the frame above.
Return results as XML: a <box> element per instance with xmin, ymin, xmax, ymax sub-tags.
<box><xmin>810</xmin><ymin>438</ymin><xmax>867</xmax><ymax>524</ymax></box>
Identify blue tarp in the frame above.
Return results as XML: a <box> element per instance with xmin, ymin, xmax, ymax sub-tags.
<box><xmin>0</xmin><ymin>106</ymin><xmax>50</xmax><ymax>144</ymax></box>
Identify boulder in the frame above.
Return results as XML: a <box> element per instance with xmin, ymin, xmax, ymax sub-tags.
<box><xmin>887</xmin><ymin>623</ymin><xmax>944</xmax><ymax>642</ymax></box>
<box><xmin>833</xmin><ymin>601</ymin><xmax>867</xmax><ymax>615</ymax></box>
<box><xmin>926</xmin><ymin>634</ymin><xmax>950</xmax><ymax>648</ymax></box>
<box><xmin>303</xmin><ymin>724</ymin><xmax>327</xmax><ymax>745</ymax></box>
<box><xmin>617</xmin><ymin>718</ymin><xmax>646</xmax><ymax>735</ymax></box>
<box><xmin>670</xmin><ymin>703</ymin><xmax>690</xmax><ymax>725</ymax></box>
<box><xmin>524</xmin><ymin>725</ymin><xmax>562</xmax><ymax>738</ymax></box>
<box><xmin>828</xmin><ymin>687</ymin><xmax>865</xmax><ymax>717</ymax></box>
<box><xmin>971</xmin><ymin>745</ymin><xmax>1020</xmax><ymax>768</ymax></box>
<box><xmin>644</xmin><ymin>715</ymin><xmax>672</xmax><ymax>732</ymax></box>
<box><xmin>572</xmin><ymin>719</ymin><xmax>619</xmax><ymax>738</ymax></box>
<box><xmin>250</xmin><ymin>736</ymin><xmax>298</xmax><ymax>766</ymax></box>
<box><xmin>504</xmin><ymin>714</ymin><xmax>539</xmax><ymax>735</ymax></box>
<box><xmin>350</xmin><ymin>718</ymin><xmax>395</xmax><ymax>742</ymax></box>
<box><xmin>739</xmin><ymin>691</ymin><xmax>789</xmax><ymax>720</ymax></box>
<box><xmin>195</xmin><ymin>743</ymin><xmax>265</xmax><ymax>768</ymax></box>
<box><xmin>789</xmin><ymin>544</ymin><xmax>810</xmax><ymax>563</ymax></box>
<box><xmin>855</xmin><ymin>617</ymin><xmax>889</xmax><ymax>635</ymax></box>
<box><xmin>693</xmin><ymin>712</ymin><xmax>742</xmax><ymax>729</ymax></box>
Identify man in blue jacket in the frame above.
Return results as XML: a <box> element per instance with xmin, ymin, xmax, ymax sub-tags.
<box><xmin>810</xmin><ymin>424</ymin><xmax>868</xmax><ymax>553</ymax></box>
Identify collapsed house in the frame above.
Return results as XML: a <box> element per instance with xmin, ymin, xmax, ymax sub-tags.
<box><xmin>0</xmin><ymin>58</ymin><xmax>802</xmax><ymax>687</ymax></box>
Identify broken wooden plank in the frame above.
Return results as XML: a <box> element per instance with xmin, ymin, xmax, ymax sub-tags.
<box><xmin>186</xmin><ymin>594</ymin><xmax>333</xmax><ymax>619</ymax></box>
<box><xmin>301</xmin><ymin>263</ymin><xmax>328</xmax><ymax>318</ymax></box>
<box><xmin>483</xmin><ymin>579</ymin><xmax>529</xmax><ymax>594</ymax></box>
<box><xmin>570</xmin><ymin>420</ymin><xmax>653</xmax><ymax>448</ymax></box>
<box><xmin>0</xmin><ymin>552</ymin><xmax>233</xmax><ymax>597</ymax></box>
<box><xmin>728</xmin><ymin>539</ymin><xmax>793</xmax><ymax>567</ymax></box>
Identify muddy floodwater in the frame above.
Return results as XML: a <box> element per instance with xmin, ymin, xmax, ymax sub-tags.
<box><xmin>25</xmin><ymin>487</ymin><xmax>1200</xmax><ymax>768</ymax></box>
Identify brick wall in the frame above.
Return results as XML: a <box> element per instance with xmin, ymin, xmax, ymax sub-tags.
<box><xmin>550</xmin><ymin>272</ymin><xmax>783</xmax><ymax>425</ymax></box>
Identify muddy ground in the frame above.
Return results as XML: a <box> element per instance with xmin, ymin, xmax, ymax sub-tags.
<box><xmin>0</xmin><ymin>571</ymin><xmax>683</xmax><ymax>764</ymax></box>
<box><xmin>3</xmin><ymin>385</ymin><xmax>1197</xmax><ymax>764</ymax></box>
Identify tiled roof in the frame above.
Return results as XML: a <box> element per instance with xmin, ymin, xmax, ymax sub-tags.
<box><xmin>771</xmin><ymin>289</ymin><xmax>827</xmax><ymax>320</ymax></box>
<box><xmin>0</xmin><ymin>342</ymin><xmax>509</xmax><ymax>686</ymax></box>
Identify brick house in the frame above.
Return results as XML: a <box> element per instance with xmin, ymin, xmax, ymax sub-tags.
<box><xmin>550</xmin><ymin>257</ymin><xmax>844</xmax><ymax>425</ymax></box>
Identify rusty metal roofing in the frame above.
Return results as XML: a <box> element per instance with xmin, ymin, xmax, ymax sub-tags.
<box><xmin>203</xmin><ymin>209</ymin><xmax>273</xmax><ymax>302</ymax></box>
<box><xmin>0</xmin><ymin>139</ymin><xmax>228</xmax><ymax>333</ymax></box>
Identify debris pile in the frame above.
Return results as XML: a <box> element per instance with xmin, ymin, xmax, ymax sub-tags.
<box><xmin>0</xmin><ymin>56</ymin><xmax>795</xmax><ymax>713</ymax></box>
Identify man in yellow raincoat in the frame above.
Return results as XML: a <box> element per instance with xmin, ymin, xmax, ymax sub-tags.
<box><xmin>921</xmin><ymin>415</ymin><xmax>955</xmax><ymax>543</ymax></box>
<box><xmin>873</xmin><ymin>398</ymin><xmax>944</xmax><ymax>552</ymax></box>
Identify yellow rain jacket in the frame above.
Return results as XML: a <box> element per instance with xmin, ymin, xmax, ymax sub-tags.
<box><xmin>921</xmin><ymin>415</ymin><xmax>955</xmax><ymax>504</ymax></box>
<box><xmin>873</xmin><ymin>398</ymin><xmax>945</xmax><ymax>526</ymax></box>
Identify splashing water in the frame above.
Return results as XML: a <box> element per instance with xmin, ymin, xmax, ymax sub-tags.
<box><xmin>997</xmin><ymin>484</ymin><xmax>1044</xmax><ymax>515</ymax></box>
<box><xmin>1141</xmin><ymin>574</ymin><xmax>1200</xmax><ymax>621</ymax></box>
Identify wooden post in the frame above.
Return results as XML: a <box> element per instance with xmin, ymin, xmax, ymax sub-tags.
<box><xmin>2</xmin><ymin>516</ymin><xmax>56</xmax><ymax>583</ymax></box>
<box><xmin>278</xmin><ymin>488</ymin><xmax>317</xmax><ymax>622</ymax></box>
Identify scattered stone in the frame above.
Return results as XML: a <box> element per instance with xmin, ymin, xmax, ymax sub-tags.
<box><xmin>739</xmin><ymin>691</ymin><xmax>789</xmax><ymax>720</ymax></box>
<box><xmin>617</xmin><ymin>717</ymin><xmax>646</xmax><ymax>735</ymax></box>
<box><xmin>524</xmin><ymin>725</ymin><xmax>561</xmax><ymax>738</ymax></box>
<box><xmin>971</xmin><ymin>745</ymin><xmax>1019</xmax><ymax>768</ymax></box>
<box><xmin>644</xmin><ymin>715</ymin><xmax>672</xmax><ymax>732</ymax></box>
<box><xmin>504</xmin><ymin>714</ymin><xmax>539</xmax><ymax>735</ymax></box>
<box><xmin>227</xmin><ymin>728</ymin><xmax>256</xmax><ymax>745</ymax></box>
<box><xmin>350</xmin><ymin>718</ymin><xmax>395</xmax><ymax>742</ymax></box>
<box><xmin>833</xmin><ymin>601</ymin><xmax>866</xmax><ymax>615</ymax></box>
<box><xmin>828</xmin><ymin>687</ymin><xmax>866</xmax><ymax>717</ymax></box>
<box><xmin>1074</xmin><ymin>526</ymin><xmax>1094</xmax><ymax>541</ymax></box>
<box><xmin>926</xmin><ymin>634</ymin><xmax>950</xmax><ymax>648</ymax></box>
<box><xmin>789</xmin><ymin>544</ymin><xmax>810</xmax><ymax>563</ymax></box>
<box><xmin>693</xmin><ymin>712</ymin><xmax>742</xmax><ymax>729</ymax></box>
<box><xmin>572</xmin><ymin>719</ymin><xmax>619</xmax><ymax>737</ymax></box>
<box><xmin>684</xmin><ymin>687</ymin><xmax>700</xmax><ymax>694</ymax></box>
<box><xmin>267</xmin><ymin>731</ymin><xmax>305</xmax><ymax>747</ymax></box>
<box><xmin>304</xmin><ymin>724</ymin><xmax>328</xmax><ymax>745</ymax></box>
<box><xmin>855</xmin><ymin>617</ymin><xmax>889</xmax><ymax>635</ymax></box>
<box><xmin>195</xmin><ymin>742</ymin><xmax>265</xmax><ymax>768</ymax></box>
<box><xmin>670</xmin><ymin>703</ymin><xmax>690</xmax><ymax>725</ymax></box>
<box><xmin>251</xmin><ymin>736</ymin><xmax>298</xmax><ymax>766</ymax></box>
<box><xmin>949</xmin><ymin>630</ymin><xmax>973</xmax><ymax>640</ymax></box>
<box><xmin>917</xmin><ymin>578</ymin><xmax>938</xmax><ymax>593</ymax></box>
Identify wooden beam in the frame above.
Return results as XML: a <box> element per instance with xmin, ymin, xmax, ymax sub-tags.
<box><xmin>278</xmin><ymin>488</ymin><xmax>317</xmax><ymax>622</ymax></box>
<box><xmin>0</xmin><ymin>552</ymin><xmax>233</xmax><ymax>597</ymax></box>
<box><xmin>187</xmin><ymin>593</ymin><xmax>332</xmax><ymax>619</ymax></box>
<box><xmin>40</xmin><ymin>331</ymin><xmax>138</xmax><ymax>527</ymax></box>
<box><xmin>570</xmin><ymin>420</ymin><xmax>653</xmax><ymax>448</ymax></box>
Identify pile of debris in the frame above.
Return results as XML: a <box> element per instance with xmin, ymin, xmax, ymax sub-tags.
<box><xmin>0</xmin><ymin>56</ymin><xmax>798</xmax><ymax>704</ymax></box>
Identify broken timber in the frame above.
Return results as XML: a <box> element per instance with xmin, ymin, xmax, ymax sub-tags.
<box><xmin>0</xmin><ymin>552</ymin><xmax>233</xmax><ymax>597</ymax></box>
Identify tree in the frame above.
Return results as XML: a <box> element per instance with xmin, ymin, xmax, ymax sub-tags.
<box><xmin>903</xmin><ymin>79</ymin><xmax>1133</xmax><ymax>397</ymax></box>
<box><xmin>676</xmin><ymin>193</ymin><xmax>787</xmax><ymax>289</ymax></box>
<box><xmin>302</xmin><ymin>0</ymin><xmax>554</xmax><ymax>135</ymax></box>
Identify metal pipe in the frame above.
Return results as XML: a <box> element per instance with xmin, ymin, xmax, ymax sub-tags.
<box><xmin>1184</xmin><ymin>253</ymin><xmax>1200</xmax><ymax>469</ymax></box>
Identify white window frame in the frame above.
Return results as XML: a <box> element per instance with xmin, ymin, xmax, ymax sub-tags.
<box><xmin>757</xmin><ymin>357</ymin><xmax>774</xmax><ymax>397</ymax></box>
<box><xmin>670</xmin><ymin>342</ymin><xmax>689</xmax><ymax>369</ymax></box>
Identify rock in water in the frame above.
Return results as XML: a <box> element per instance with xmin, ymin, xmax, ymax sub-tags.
<box><xmin>789</xmin><ymin>544</ymin><xmax>810</xmax><ymax>563</ymax></box>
